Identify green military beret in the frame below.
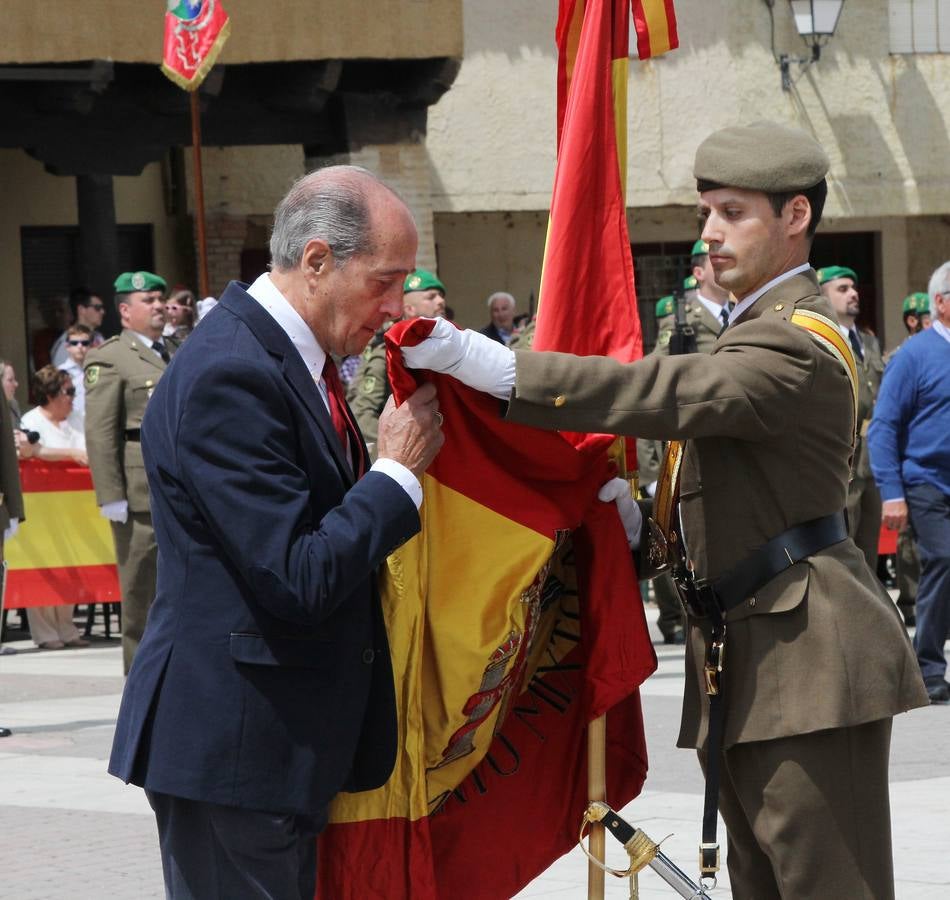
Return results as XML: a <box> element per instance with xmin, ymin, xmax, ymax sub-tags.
<box><xmin>683</xmin><ymin>274</ymin><xmax>698</xmax><ymax>291</ymax></box>
<box><xmin>655</xmin><ymin>295</ymin><xmax>675</xmax><ymax>318</ymax></box>
<box><xmin>404</xmin><ymin>269</ymin><xmax>445</xmax><ymax>295</ymax></box>
<box><xmin>694</xmin><ymin>121</ymin><xmax>829</xmax><ymax>193</ymax></box>
<box><xmin>817</xmin><ymin>265</ymin><xmax>857</xmax><ymax>285</ymax></box>
<box><xmin>114</xmin><ymin>271</ymin><xmax>167</xmax><ymax>293</ymax></box>
<box><xmin>691</xmin><ymin>239</ymin><xmax>709</xmax><ymax>256</ymax></box>
<box><xmin>902</xmin><ymin>292</ymin><xmax>930</xmax><ymax>316</ymax></box>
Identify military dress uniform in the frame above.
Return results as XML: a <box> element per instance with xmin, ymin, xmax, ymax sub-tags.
<box><xmin>506</xmin><ymin>269</ymin><xmax>928</xmax><ymax>898</ymax></box>
<box><xmin>84</xmin><ymin>330</ymin><xmax>177</xmax><ymax>673</ymax></box>
<box><xmin>848</xmin><ymin>328</ymin><xmax>885</xmax><ymax>570</ymax></box>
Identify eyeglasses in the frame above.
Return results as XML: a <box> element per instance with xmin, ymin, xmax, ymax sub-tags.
<box><xmin>86</xmin><ymin>304</ymin><xmax>105</xmax><ymax>312</ymax></box>
<box><xmin>63</xmin><ymin>387</ymin><xmax>76</xmax><ymax>397</ymax></box>
<box><xmin>67</xmin><ymin>339</ymin><xmax>91</xmax><ymax>347</ymax></box>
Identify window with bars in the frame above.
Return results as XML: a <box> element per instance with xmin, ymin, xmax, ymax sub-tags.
<box><xmin>889</xmin><ymin>0</ymin><xmax>950</xmax><ymax>52</ymax></box>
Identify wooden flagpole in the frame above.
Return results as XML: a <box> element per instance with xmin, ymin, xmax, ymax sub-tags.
<box><xmin>189</xmin><ymin>91</ymin><xmax>210</xmax><ymax>299</ymax></box>
<box><xmin>587</xmin><ymin>714</ymin><xmax>607</xmax><ymax>899</ymax></box>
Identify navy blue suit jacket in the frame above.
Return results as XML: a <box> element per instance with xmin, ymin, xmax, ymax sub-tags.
<box><xmin>108</xmin><ymin>281</ymin><xmax>420</xmax><ymax>816</ymax></box>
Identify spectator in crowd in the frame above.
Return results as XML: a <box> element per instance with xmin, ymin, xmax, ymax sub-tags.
<box><xmin>163</xmin><ymin>288</ymin><xmax>196</xmax><ymax>342</ymax></box>
<box><xmin>869</xmin><ymin>260</ymin><xmax>950</xmax><ymax>704</ymax></box>
<box><xmin>20</xmin><ymin>367</ymin><xmax>87</xmax><ymax>466</ymax></box>
<box><xmin>819</xmin><ymin>265</ymin><xmax>884</xmax><ymax>572</ymax></box>
<box><xmin>50</xmin><ymin>288</ymin><xmax>106</xmax><ymax>368</ymax></box>
<box><xmin>884</xmin><ymin>292</ymin><xmax>932</xmax><ymax>627</ymax></box>
<box><xmin>19</xmin><ymin>366</ymin><xmax>90</xmax><ymax>650</ymax></box>
<box><xmin>480</xmin><ymin>291</ymin><xmax>517</xmax><ymax>345</ymax></box>
<box><xmin>56</xmin><ymin>324</ymin><xmax>93</xmax><ymax>423</ymax></box>
<box><xmin>31</xmin><ymin>295</ymin><xmax>70</xmax><ymax>372</ymax></box>
<box><xmin>2</xmin><ymin>359</ymin><xmax>22</xmax><ymax>428</ymax></box>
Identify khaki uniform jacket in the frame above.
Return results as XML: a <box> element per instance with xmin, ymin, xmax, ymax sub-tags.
<box><xmin>346</xmin><ymin>338</ymin><xmax>390</xmax><ymax>449</ymax></box>
<box><xmin>84</xmin><ymin>331</ymin><xmax>176</xmax><ymax>512</ymax></box>
<box><xmin>853</xmin><ymin>329</ymin><xmax>884</xmax><ymax>481</ymax></box>
<box><xmin>639</xmin><ymin>299</ymin><xmax>725</xmax><ymax>485</ymax></box>
<box><xmin>506</xmin><ymin>270</ymin><xmax>927</xmax><ymax>749</ymax></box>
<box><xmin>1</xmin><ymin>396</ymin><xmax>25</xmax><ymax>535</ymax></box>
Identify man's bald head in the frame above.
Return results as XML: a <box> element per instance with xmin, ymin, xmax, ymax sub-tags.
<box><xmin>270</xmin><ymin>166</ymin><xmax>404</xmax><ymax>272</ymax></box>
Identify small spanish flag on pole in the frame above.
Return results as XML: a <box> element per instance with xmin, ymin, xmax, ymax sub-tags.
<box><xmin>632</xmin><ymin>0</ymin><xmax>679</xmax><ymax>60</ymax></box>
<box><xmin>160</xmin><ymin>0</ymin><xmax>230</xmax><ymax>299</ymax></box>
<box><xmin>161</xmin><ymin>0</ymin><xmax>231</xmax><ymax>92</ymax></box>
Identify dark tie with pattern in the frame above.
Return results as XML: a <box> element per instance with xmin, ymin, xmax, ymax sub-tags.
<box><xmin>321</xmin><ymin>358</ymin><xmax>367</xmax><ymax>478</ymax></box>
<box><xmin>152</xmin><ymin>340</ymin><xmax>170</xmax><ymax>364</ymax></box>
<box><xmin>719</xmin><ymin>306</ymin><xmax>730</xmax><ymax>337</ymax></box>
<box><xmin>848</xmin><ymin>329</ymin><xmax>865</xmax><ymax>362</ymax></box>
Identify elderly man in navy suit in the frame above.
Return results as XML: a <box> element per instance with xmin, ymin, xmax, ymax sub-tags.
<box><xmin>108</xmin><ymin>166</ymin><xmax>444</xmax><ymax>899</ymax></box>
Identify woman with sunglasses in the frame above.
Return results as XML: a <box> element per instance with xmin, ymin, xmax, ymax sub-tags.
<box><xmin>20</xmin><ymin>366</ymin><xmax>87</xmax><ymax>467</ymax></box>
<box><xmin>19</xmin><ymin>365</ymin><xmax>90</xmax><ymax>649</ymax></box>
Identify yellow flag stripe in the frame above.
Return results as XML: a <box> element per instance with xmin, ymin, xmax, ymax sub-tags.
<box><xmin>611</xmin><ymin>57</ymin><xmax>628</xmax><ymax>200</ymax></box>
<box><xmin>5</xmin><ymin>490</ymin><xmax>116</xmax><ymax>570</ymax></box>
<box><xmin>642</xmin><ymin>0</ymin><xmax>673</xmax><ymax>56</ymax></box>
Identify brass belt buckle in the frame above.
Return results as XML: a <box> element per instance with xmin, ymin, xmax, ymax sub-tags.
<box><xmin>704</xmin><ymin>639</ymin><xmax>725</xmax><ymax>696</ymax></box>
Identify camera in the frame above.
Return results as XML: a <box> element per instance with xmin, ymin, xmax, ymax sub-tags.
<box><xmin>25</xmin><ymin>430</ymin><xmax>40</xmax><ymax>445</ymax></box>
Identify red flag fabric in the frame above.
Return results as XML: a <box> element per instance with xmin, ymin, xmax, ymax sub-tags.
<box><xmin>161</xmin><ymin>1</ymin><xmax>231</xmax><ymax>92</ymax></box>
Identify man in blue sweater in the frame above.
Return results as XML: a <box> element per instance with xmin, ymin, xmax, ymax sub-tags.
<box><xmin>869</xmin><ymin>261</ymin><xmax>950</xmax><ymax>704</ymax></box>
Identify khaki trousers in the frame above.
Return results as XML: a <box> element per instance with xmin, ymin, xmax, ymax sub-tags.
<box><xmin>702</xmin><ymin>718</ymin><xmax>894</xmax><ymax>900</ymax></box>
<box><xmin>111</xmin><ymin>512</ymin><xmax>157</xmax><ymax>674</ymax></box>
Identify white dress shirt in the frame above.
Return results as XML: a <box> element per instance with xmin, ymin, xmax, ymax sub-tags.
<box><xmin>727</xmin><ymin>263</ymin><xmax>811</xmax><ymax>326</ymax></box>
<box><xmin>246</xmin><ymin>273</ymin><xmax>422</xmax><ymax>509</ymax></box>
<box><xmin>933</xmin><ymin>319</ymin><xmax>950</xmax><ymax>346</ymax></box>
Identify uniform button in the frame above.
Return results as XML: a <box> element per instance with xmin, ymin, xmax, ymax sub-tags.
<box><xmin>553</xmin><ymin>394</ymin><xmax>567</xmax><ymax>407</ymax></box>
<box><xmin>773</xmin><ymin>303</ymin><xmax>784</xmax><ymax>311</ymax></box>
<box><xmin>362</xmin><ymin>649</ymin><xmax>376</xmax><ymax>664</ymax></box>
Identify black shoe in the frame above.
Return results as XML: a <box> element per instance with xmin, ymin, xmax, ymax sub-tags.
<box><xmin>662</xmin><ymin>627</ymin><xmax>686</xmax><ymax>645</ymax></box>
<box><xmin>925</xmin><ymin>680</ymin><xmax>950</xmax><ymax>704</ymax></box>
<box><xmin>0</xmin><ymin>727</ymin><xmax>11</xmax><ymax>738</ymax></box>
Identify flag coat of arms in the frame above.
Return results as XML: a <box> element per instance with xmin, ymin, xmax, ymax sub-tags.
<box><xmin>161</xmin><ymin>0</ymin><xmax>231</xmax><ymax>91</ymax></box>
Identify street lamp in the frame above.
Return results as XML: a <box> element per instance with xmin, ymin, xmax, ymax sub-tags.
<box><xmin>780</xmin><ymin>0</ymin><xmax>845</xmax><ymax>91</ymax></box>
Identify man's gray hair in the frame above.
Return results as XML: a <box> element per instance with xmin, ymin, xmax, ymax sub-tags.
<box><xmin>927</xmin><ymin>261</ymin><xmax>950</xmax><ymax>305</ymax></box>
<box><xmin>486</xmin><ymin>291</ymin><xmax>516</xmax><ymax>309</ymax></box>
<box><xmin>269</xmin><ymin>166</ymin><xmax>381</xmax><ymax>271</ymax></box>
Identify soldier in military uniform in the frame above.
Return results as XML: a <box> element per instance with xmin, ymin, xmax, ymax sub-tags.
<box><xmin>818</xmin><ymin>265</ymin><xmax>885</xmax><ymax>572</ymax></box>
<box><xmin>347</xmin><ymin>268</ymin><xmax>446</xmax><ymax>456</ymax></box>
<box><xmin>84</xmin><ymin>271</ymin><xmax>177</xmax><ymax>674</ymax></box>
<box><xmin>404</xmin><ymin>122</ymin><xmax>928</xmax><ymax>899</ymax></box>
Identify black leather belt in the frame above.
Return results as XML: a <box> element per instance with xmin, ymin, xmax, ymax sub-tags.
<box><xmin>713</xmin><ymin>511</ymin><xmax>848</xmax><ymax>610</ymax></box>
<box><xmin>675</xmin><ymin>511</ymin><xmax>848</xmax><ymax>618</ymax></box>
<box><xmin>124</xmin><ymin>429</ymin><xmax>141</xmax><ymax>441</ymax></box>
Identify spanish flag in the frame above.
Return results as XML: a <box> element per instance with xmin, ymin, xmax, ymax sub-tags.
<box><xmin>316</xmin><ymin>0</ymin><xmax>672</xmax><ymax>895</ymax></box>
<box><xmin>5</xmin><ymin>461</ymin><xmax>119</xmax><ymax>608</ymax></box>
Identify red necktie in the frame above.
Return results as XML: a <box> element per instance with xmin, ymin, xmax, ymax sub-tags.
<box><xmin>321</xmin><ymin>358</ymin><xmax>366</xmax><ymax>478</ymax></box>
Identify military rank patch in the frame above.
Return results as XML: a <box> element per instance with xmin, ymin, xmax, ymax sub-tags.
<box><xmin>361</xmin><ymin>375</ymin><xmax>377</xmax><ymax>394</ymax></box>
<box><xmin>657</xmin><ymin>330</ymin><xmax>672</xmax><ymax>347</ymax></box>
<box><xmin>85</xmin><ymin>366</ymin><xmax>100</xmax><ymax>386</ymax></box>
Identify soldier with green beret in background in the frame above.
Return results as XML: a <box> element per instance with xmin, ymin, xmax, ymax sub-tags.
<box><xmin>818</xmin><ymin>264</ymin><xmax>885</xmax><ymax>573</ymax></box>
<box><xmin>84</xmin><ymin>271</ymin><xmax>178</xmax><ymax>673</ymax></box>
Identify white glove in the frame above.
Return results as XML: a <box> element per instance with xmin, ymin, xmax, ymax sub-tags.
<box><xmin>401</xmin><ymin>318</ymin><xmax>516</xmax><ymax>400</ymax></box>
<box><xmin>3</xmin><ymin>518</ymin><xmax>19</xmax><ymax>542</ymax></box>
<box><xmin>597</xmin><ymin>478</ymin><xmax>643</xmax><ymax>550</ymax></box>
<box><xmin>100</xmin><ymin>500</ymin><xmax>129</xmax><ymax>524</ymax></box>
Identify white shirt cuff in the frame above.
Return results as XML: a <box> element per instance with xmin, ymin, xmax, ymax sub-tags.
<box><xmin>371</xmin><ymin>458</ymin><xmax>423</xmax><ymax>510</ymax></box>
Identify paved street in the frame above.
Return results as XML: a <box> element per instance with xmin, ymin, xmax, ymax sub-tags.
<box><xmin>1</xmin><ymin>603</ymin><xmax>948</xmax><ymax>900</ymax></box>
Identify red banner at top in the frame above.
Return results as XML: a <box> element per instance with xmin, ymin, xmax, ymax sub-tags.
<box><xmin>161</xmin><ymin>0</ymin><xmax>231</xmax><ymax>92</ymax></box>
